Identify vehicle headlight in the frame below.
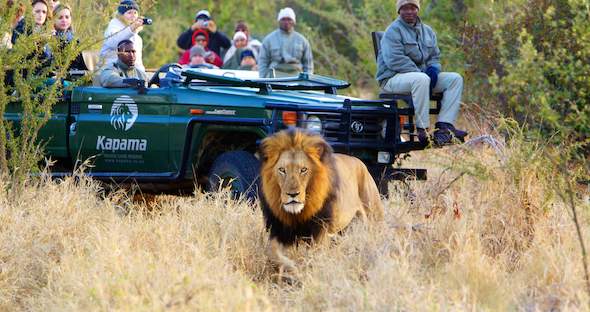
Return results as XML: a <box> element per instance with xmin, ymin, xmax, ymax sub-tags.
<box><xmin>380</xmin><ymin>119</ymin><xmax>388</xmax><ymax>139</ymax></box>
<box><xmin>303</xmin><ymin>115</ymin><xmax>322</xmax><ymax>133</ymax></box>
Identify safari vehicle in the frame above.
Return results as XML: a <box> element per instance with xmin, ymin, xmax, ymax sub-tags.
<box><xmin>5</xmin><ymin>65</ymin><xmax>442</xmax><ymax>196</ymax></box>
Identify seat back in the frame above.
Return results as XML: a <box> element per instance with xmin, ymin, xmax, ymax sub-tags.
<box><xmin>371</xmin><ymin>31</ymin><xmax>384</xmax><ymax>61</ymax></box>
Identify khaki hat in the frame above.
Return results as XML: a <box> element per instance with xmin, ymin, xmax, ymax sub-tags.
<box><xmin>396</xmin><ymin>0</ymin><xmax>420</xmax><ymax>12</ymax></box>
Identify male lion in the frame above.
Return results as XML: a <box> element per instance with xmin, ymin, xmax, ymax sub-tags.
<box><xmin>259</xmin><ymin>128</ymin><xmax>384</xmax><ymax>271</ymax></box>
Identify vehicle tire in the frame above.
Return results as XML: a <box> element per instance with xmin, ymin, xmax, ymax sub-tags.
<box><xmin>207</xmin><ymin>151</ymin><xmax>261</xmax><ymax>201</ymax></box>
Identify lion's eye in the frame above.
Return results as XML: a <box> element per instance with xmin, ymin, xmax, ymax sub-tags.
<box><xmin>278</xmin><ymin>167</ymin><xmax>286</xmax><ymax>175</ymax></box>
<box><xmin>300</xmin><ymin>167</ymin><xmax>308</xmax><ymax>174</ymax></box>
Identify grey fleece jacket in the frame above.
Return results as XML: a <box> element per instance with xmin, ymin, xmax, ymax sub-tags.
<box><xmin>258</xmin><ymin>28</ymin><xmax>313</xmax><ymax>78</ymax></box>
<box><xmin>375</xmin><ymin>17</ymin><xmax>441</xmax><ymax>84</ymax></box>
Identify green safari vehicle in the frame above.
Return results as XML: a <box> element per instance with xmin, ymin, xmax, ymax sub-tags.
<box><xmin>5</xmin><ymin>65</ymin><xmax>434</xmax><ymax>197</ymax></box>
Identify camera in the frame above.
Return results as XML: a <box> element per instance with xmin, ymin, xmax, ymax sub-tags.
<box><xmin>203</xmin><ymin>21</ymin><xmax>209</xmax><ymax>27</ymax></box>
<box><xmin>142</xmin><ymin>17</ymin><xmax>153</xmax><ymax>25</ymax></box>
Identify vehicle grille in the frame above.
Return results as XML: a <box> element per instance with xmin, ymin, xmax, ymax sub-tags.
<box><xmin>302</xmin><ymin>113</ymin><xmax>384</xmax><ymax>143</ymax></box>
<box><xmin>71</xmin><ymin>103</ymin><xmax>80</xmax><ymax>114</ymax></box>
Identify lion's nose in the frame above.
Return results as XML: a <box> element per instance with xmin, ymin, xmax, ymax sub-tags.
<box><xmin>287</xmin><ymin>192</ymin><xmax>300</xmax><ymax>198</ymax></box>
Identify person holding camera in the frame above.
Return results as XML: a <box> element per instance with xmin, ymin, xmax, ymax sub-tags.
<box><xmin>99</xmin><ymin>0</ymin><xmax>145</xmax><ymax>71</ymax></box>
<box><xmin>176</xmin><ymin>10</ymin><xmax>231</xmax><ymax>57</ymax></box>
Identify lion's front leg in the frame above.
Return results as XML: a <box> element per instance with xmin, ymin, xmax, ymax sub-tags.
<box><xmin>267</xmin><ymin>237</ymin><xmax>297</xmax><ymax>273</ymax></box>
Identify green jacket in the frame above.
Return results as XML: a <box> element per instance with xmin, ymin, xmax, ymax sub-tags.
<box><xmin>375</xmin><ymin>17</ymin><xmax>441</xmax><ymax>84</ymax></box>
<box><xmin>96</xmin><ymin>60</ymin><xmax>148</xmax><ymax>88</ymax></box>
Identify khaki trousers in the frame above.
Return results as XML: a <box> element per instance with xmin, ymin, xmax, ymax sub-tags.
<box><xmin>381</xmin><ymin>72</ymin><xmax>463</xmax><ymax>129</ymax></box>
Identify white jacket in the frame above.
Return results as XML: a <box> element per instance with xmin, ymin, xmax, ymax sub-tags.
<box><xmin>99</xmin><ymin>17</ymin><xmax>144</xmax><ymax>71</ymax></box>
<box><xmin>223</xmin><ymin>39</ymin><xmax>261</xmax><ymax>64</ymax></box>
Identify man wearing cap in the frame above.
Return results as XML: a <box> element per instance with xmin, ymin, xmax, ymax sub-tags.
<box><xmin>376</xmin><ymin>0</ymin><xmax>467</xmax><ymax>145</ymax></box>
<box><xmin>96</xmin><ymin>39</ymin><xmax>147</xmax><ymax>87</ymax></box>
<box><xmin>176</xmin><ymin>9</ymin><xmax>231</xmax><ymax>57</ymax></box>
<box><xmin>258</xmin><ymin>7</ymin><xmax>313</xmax><ymax>78</ymax></box>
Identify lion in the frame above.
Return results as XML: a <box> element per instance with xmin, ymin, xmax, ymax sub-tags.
<box><xmin>259</xmin><ymin>128</ymin><xmax>384</xmax><ymax>271</ymax></box>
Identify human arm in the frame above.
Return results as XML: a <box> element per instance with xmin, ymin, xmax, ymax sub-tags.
<box><xmin>301</xmin><ymin>37</ymin><xmax>313</xmax><ymax>74</ymax></box>
<box><xmin>425</xmin><ymin>28</ymin><xmax>441</xmax><ymax>70</ymax></box>
<box><xmin>99</xmin><ymin>67</ymin><xmax>127</xmax><ymax>88</ymax></box>
<box><xmin>257</xmin><ymin>39</ymin><xmax>271</xmax><ymax>78</ymax></box>
<box><xmin>11</xmin><ymin>20</ymin><xmax>25</xmax><ymax>45</ymax></box>
<box><xmin>205</xmin><ymin>51</ymin><xmax>223</xmax><ymax>68</ymax></box>
<box><xmin>102</xmin><ymin>22</ymin><xmax>136</xmax><ymax>53</ymax></box>
<box><xmin>380</xmin><ymin>27</ymin><xmax>420</xmax><ymax>73</ymax></box>
<box><xmin>176</xmin><ymin>28</ymin><xmax>194</xmax><ymax>50</ymax></box>
<box><xmin>178</xmin><ymin>50</ymin><xmax>190</xmax><ymax>65</ymax></box>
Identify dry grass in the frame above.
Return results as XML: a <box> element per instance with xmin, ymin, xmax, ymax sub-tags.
<box><xmin>0</xmin><ymin>138</ymin><xmax>589</xmax><ymax>311</ymax></box>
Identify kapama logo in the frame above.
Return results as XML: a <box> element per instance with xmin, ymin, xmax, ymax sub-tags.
<box><xmin>110</xmin><ymin>95</ymin><xmax>138</xmax><ymax>131</ymax></box>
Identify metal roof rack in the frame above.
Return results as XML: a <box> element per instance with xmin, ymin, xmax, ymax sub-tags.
<box><xmin>181</xmin><ymin>69</ymin><xmax>351</xmax><ymax>95</ymax></box>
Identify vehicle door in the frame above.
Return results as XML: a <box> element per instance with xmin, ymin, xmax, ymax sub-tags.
<box><xmin>69</xmin><ymin>87</ymin><xmax>172</xmax><ymax>173</ymax></box>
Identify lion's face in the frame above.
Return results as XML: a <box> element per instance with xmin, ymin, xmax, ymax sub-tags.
<box><xmin>261</xmin><ymin>129</ymin><xmax>333</xmax><ymax>225</ymax></box>
<box><xmin>273</xmin><ymin>149</ymin><xmax>314</xmax><ymax>214</ymax></box>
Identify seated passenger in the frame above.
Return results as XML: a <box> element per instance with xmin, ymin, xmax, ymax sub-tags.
<box><xmin>186</xmin><ymin>45</ymin><xmax>218</xmax><ymax>69</ymax></box>
<box><xmin>95</xmin><ymin>39</ymin><xmax>147</xmax><ymax>87</ymax></box>
<box><xmin>2</xmin><ymin>0</ymin><xmax>25</xmax><ymax>49</ymax></box>
<box><xmin>238</xmin><ymin>49</ymin><xmax>257</xmax><ymax>71</ymax></box>
<box><xmin>178</xmin><ymin>29</ymin><xmax>222</xmax><ymax>67</ymax></box>
<box><xmin>376</xmin><ymin>0</ymin><xmax>467</xmax><ymax>145</ymax></box>
<box><xmin>176</xmin><ymin>9</ymin><xmax>231</xmax><ymax>57</ymax></box>
<box><xmin>52</xmin><ymin>4</ymin><xmax>87</xmax><ymax>71</ymax></box>
<box><xmin>234</xmin><ymin>21</ymin><xmax>262</xmax><ymax>54</ymax></box>
<box><xmin>223</xmin><ymin>22</ymin><xmax>261</xmax><ymax>67</ymax></box>
<box><xmin>99</xmin><ymin>0</ymin><xmax>145</xmax><ymax>71</ymax></box>
<box><xmin>222</xmin><ymin>31</ymin><xmax>250</xmax><ymax>69</ymax></box>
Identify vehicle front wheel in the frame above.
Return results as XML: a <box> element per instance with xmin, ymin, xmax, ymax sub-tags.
<box><xmin>207</xmin><ymin>151</ymin><xmax>260</xmax><ymax>201</ymax></box>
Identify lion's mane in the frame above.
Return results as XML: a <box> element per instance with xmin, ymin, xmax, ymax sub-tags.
<box><xmin>259</xmin><ymin>129</ymin><xmax>339</xmax><ymax>245</ymax></box>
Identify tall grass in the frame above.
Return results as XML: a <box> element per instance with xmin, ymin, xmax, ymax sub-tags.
<box><xmin>0</xmin><ymin>132</ymin><xmax>588</xmax><ymax>311</ymax></box>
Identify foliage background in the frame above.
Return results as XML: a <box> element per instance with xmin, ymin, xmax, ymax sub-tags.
<box><xmin>30</xmin><ymin>0</ymin><xmax>585</xmax><ymax>150</ymax></box>
<box><xmin>0</xmin><ymin>1</ymin><xmax>589</xmax><ymax>310</ymax></box>
<box><xmin>1</xmin><ymin>0</ymin><xmax>589</xmax><ymax>148</ymax></box>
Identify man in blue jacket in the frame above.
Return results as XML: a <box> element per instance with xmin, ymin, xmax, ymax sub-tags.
<box><xmin>376</xmin><ymin>0</ymin><xmax>467</xmax><ymax>145</ymax></box>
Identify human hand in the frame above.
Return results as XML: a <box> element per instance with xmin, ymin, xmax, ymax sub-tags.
<box><xmin>206</xmin><ymin>20</ymin><xmax>217</xmax><ymax>33</ymax></box>
<box><xmin>130</xmin><ymin>18</ymin><xmax>144</xmax><ymax>32</ymax></box>
<box><xmin>190</xmin><ymin>21</ymin><xmax>201</xmax><ymax>31</ymax></box>
<box><xmin>191</xmin><ymin>20</ymin><xmax>210</xmax><ymax>31</ymax></box>
<box><xmin>205</xmin><ymin>52</ymin><xmax>215</xmax><ymax>63</ymax></box>
<box><xmin>424</xmin><ymin>66</ymin><xmax>440</xmax><ymax>91</ymax></box>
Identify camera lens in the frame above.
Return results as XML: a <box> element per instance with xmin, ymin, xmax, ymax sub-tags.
<box><xmin>142</xmin><ymin>18</ymin><xmax>153</xmax><ymax>25</ymax></box>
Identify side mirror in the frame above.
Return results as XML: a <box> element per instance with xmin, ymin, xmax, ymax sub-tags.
<box><xmin>123</xmin><ymin>78</ymin><xmax>147</xmax><ymax>94</ymax></box>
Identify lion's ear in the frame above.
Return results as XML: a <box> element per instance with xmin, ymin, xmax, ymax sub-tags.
<box><xmin>314</xmin><ymin>139</ymin><xmax>333</xmax><ymax>162</ymax></box>
<box><xmin>259</xmin><ymin>138</ymin><xmax>271</xmax><ymax>162</ymax></box>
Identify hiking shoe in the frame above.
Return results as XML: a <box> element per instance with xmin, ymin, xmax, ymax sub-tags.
<box><xmin>417</xmin><ymin>128</ymin><xmax>430</xmax><ymax>145</ymax></box>
<box><xmin>435</xmin><ymin>122</ymin><xmax>468</xmax><ymax>142</ymax></box>
<box><xmin>433</xmin><ymin>128</ymin><xmax>453</xmax><ymax>146</ymax></box>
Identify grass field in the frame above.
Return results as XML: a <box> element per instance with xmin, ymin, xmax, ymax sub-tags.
<box><xmin>0</xmin><ymin>133</ymin><xmax>588</xmax><ymax>311</ymax></box>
